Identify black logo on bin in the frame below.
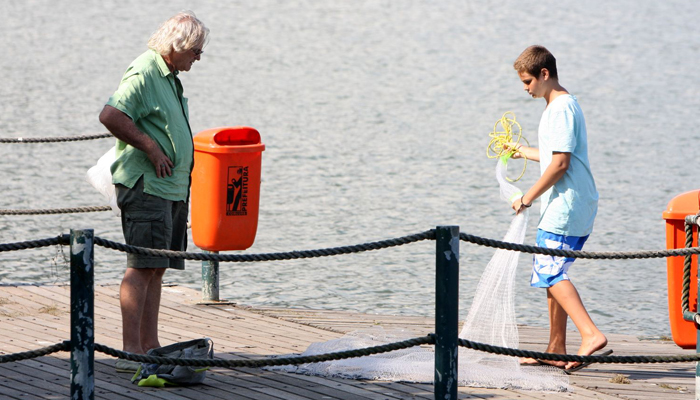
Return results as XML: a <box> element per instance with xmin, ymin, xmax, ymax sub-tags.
<box><xmin>226</xmin><ymin>166</ymin><xmax>248</xmax><ymax>216</ymax></box>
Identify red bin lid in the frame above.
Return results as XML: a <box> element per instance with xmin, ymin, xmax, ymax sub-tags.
<box><xmin>662</xmin><ymin>190</ymin><xmax>700</xmax><ymax>220</ymax></box>
<box><xmin>194</xmin><ymin>127</ymin><xmax>265</xmax><ymax>154</ymax></box>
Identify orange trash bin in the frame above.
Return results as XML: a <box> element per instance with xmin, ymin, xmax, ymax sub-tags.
<box><xmin>662</xmin><ymin>190</ymin><xmax>700</xmax><ymax>349</ymax></box>
<box><xmin>191</xmin><ymin>127</ymin><xmax>265</xmax><ymax>251</ymax></box>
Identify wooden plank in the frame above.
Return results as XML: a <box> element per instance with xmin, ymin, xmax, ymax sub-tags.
<box><xmin>90</xmin><ymin>285</ymin><xmax>339</xmax><ymax>354</ymax></box>
<box><xmin>262</xmin><ymin>371</ymin><xmax>422</xmax><ymax>400</ymax></box>
<box><xmin>243</xmin><ymin>369</ymin><xmax>372</xmax><ymax>400</ymax></box>
<box><xmin>210</xmin><ymin>367</ymin><xmax>347</xmax><ymax>400</ymax></box>
<box><xmin>10</xmin><ymin>285</ymin><xmax>306</xmax><ymax>358</ymax></box>
<box><xmin>0</xmin><ymin>376</ymin><xmax>48</xmax><ymax>400</ymax></box>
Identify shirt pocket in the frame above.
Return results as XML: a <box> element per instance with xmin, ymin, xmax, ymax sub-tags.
<box><xmin>125</xmin><ymin>211</ymin><xmax>166</xmax><ymax>249</ymax></box>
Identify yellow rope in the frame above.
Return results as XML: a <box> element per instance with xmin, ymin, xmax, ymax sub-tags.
<box><xmin>486</xmin><ymin>111</ymin><xmax>529</xmax><ymax>182</ymax></box>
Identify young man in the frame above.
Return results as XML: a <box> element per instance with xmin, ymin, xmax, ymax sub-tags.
<box><xmin>509</xmin><ymin>45</ymin><xmax>607</xmax><ymax>372</ymax></box>
<box><xmin>99</xmin><ymin>11</ymin><xmax>209</xmax><ymax>372</ymax></box>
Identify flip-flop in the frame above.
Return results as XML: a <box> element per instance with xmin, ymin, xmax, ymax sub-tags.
<box><xmin>564</xmin><ymin>349</ymin><xmax>613</xmax><ymax>374</ymax></box>
<box><xmin>520</xmin><ymin>358</ymin><xmax>568</xmax><ymax>369</ymax></box>
<box><xmin>115</xmin><ymin>359</ymin><xmax>141</xmax><ymax>373</ymax></box>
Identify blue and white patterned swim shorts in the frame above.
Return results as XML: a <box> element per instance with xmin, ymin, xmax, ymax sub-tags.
<box><xmin>531</xmin><ymin>229</ymin><xmax>589</xmax><ymax>288</ymax></box>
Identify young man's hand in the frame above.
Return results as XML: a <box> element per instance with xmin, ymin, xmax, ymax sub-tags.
<box><xmin>504</xmin><ymin>142</ymin><xmax>524</xmax><ymax>159</ymax></box>
<box><xmin>512</xmin><ymin>196</ymin><xmax>532</xmax><ymax>215</ymax></box>
<box><xmin>504</xmin><ymin>142</ymin><xmax>540</xmax><ymax>162</ymax></box>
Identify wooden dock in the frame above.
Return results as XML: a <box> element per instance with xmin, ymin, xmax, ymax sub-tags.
<box><xmin>0</xmin><ymin>284</ymin><xmax>695</xmax><ymax>399</ymax></box>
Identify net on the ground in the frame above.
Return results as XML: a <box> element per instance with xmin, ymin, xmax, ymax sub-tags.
<box><xmin>270</xmin><ymin>160</ymin><xmax>568</xmax><ymax>391</ymax></box>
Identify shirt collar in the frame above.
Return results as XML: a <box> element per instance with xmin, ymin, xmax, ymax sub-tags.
<box><xmin>151</xmin><ymin>49</ymin><xmax>178</xmax><ymax>77</ymax></box>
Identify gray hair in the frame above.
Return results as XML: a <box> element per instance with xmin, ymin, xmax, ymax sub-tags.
<box><xmin>147</xmin><ymin>11</ymin><xmax>209</xmax><ymax>56</ymax></box>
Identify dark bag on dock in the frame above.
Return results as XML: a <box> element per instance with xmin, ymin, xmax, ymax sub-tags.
<box><xmin>131</xmin><ymin>338</ymin><xmax>214</xmax><ymax>387</ymax></box>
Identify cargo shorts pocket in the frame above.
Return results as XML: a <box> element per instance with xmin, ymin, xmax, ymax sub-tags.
<box><xmin>124</xmin><ymin>211</ymin><xmax>166</xmax><ymax>249</ymax></box>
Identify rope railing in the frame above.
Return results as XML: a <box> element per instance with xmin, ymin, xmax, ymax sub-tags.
<box><xmin>0</xmin><ymin>206</ymin><xmax>111</xmax><ymax>215</ymax></box>
<box><xmin>458</xmin><ymin>232</ymin><xmax>700</xmax><ymax>260</ymax></box>
<box><xmin>95</xmin><ymin>337</ymin><xmax>435</xmax><ymax>368</ymax></box>
<box><xmin>0</xmin><ymin>341</ymin><xmax>70</xmax><ymax>363</ymax></box>
<box><xmin>4</xmin><ymin>335</ymin><xmax>700</xmax><ymax>368</ymax></box>
<box><xmin>0</xmin><ymin>235</ymin><xmax>68</xmax><ymax>252</ymax></box>
<box><xmin>93</xmin><ymin>232</ymin><xmax>436</xmax><ymax>261</ymax></box>
<box><xmin>0</xmin><ymin>133</ymin><xmax>112</xmax><ymax>143</ymax></box>
<box><xmin>84</xmin><ymin>233</ymin><xmax>700</xmax><ymax>260</ymax></box>
<box><xmin>2</xmin><ymin>230</ymin><xmax>700</xmax><ymax>261</ymax></box>
<box><xmin>1</xmin><ymin>206</ymin><xmax>697</xmax><ymax>260</ymax></box>
<box><xmin>457</xmin><ymin>338</ymin><xmax>700</xmax><ymax>365</ymax></box>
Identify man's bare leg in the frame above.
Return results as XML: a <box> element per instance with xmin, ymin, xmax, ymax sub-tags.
<box><xmin>140</xmin><ymin>268</ymin><xmax>166</xmax><ymax>352</ymax></box>
<box><xmin>120</xmin><ymin>268</ymin><xmax>162</xmax><ymax>354</ymax></box>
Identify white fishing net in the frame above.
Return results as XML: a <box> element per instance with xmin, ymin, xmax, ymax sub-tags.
<box><xmin>270</xmin><ymin>159</ymin><xmax>569</xmax><ymax>391</ymax></box>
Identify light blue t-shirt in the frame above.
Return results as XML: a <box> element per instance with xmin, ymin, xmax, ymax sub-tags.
<box><xmin>537</xmin><ymin>94</ymin><xmax>598</xmax><ymax>237</ymax></box>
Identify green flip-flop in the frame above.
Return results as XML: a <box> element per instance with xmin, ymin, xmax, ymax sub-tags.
<box><xmin>115</xmin><ymin>359</ymin><xmax>141</xmax><ymax>373</ymax></box>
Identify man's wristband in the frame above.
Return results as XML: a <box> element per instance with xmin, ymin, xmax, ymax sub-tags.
<box><xmin>521</xmin><ymin>197</ymin><xmax>532</xmax><ymax>208</ymax></box>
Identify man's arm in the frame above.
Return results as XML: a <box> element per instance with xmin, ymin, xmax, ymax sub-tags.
<box><xmin>513</xmin><ymin>151</ymin><xmax>570</xmax><ymax>214</ymax></box>
<box><xmin>99</xmin><ymin>105</ymin><xmax>173</xmax><ymax>178</ymax></box>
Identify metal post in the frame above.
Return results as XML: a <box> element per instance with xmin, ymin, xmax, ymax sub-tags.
<box><xmin>70</xmin><ymin>229</ymin><xmax>94</xmax><ymax>400</ymax></box>
<box><xmin>202</xmin><ymin>250</ymin><xmax>220</xmax><ymax>302</ymax></box>
<box><xmin>434</xmin><ymin>225</ymin><xmax>459</xmax><ymax>400</ymax></box>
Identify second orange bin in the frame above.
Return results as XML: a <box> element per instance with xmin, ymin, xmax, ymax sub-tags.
<box><xmin>191</xmin><ymin>127</ymin><xmax>265</xmax><ymax>251</ymax></box>
<box><xmin>662</xmin><ymin>190</ymin><xmax>700</xmax><ymax>349</ymax></box>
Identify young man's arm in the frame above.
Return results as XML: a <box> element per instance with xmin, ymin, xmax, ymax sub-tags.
<box><xmin>506</xmin><ymin>143</ymin><xmax>540</xmax><ymax>162</ymax></box>
<box><xmin>513</xmin><ymin>151</ymin><xmax>570</xmax><ymax>214</ymax></box>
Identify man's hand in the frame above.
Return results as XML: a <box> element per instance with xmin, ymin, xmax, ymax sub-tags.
<box><xmin>144</xmin><ymin>142</ymin><xmax>174</xmax><ymax>178</ymax></box>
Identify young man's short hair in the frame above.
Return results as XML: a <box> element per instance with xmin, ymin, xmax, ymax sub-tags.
<box><xmin>513</xmin><ymin>45</ymin><xmax>558</xmax><ymax>79</ymax></box>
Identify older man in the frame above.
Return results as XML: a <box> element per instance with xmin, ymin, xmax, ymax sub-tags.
<box><xmin>99</xmin><ymin>11</ymin><xmax>209</xmax><ymax>372</ymax></box>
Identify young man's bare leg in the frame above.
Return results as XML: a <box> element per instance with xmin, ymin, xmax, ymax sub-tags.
<box><xmin>140</xmin><ymin>268</ymin><xmax>165</xmax><ymax>352</ymax></box>
<box><xmin>537</xmin><ymin>289</ymin><xmax>569</xmax><ymax>367</ymax></box>
<box><xmin>547</xmin><ymin>280</ymin><xmax>607</xmax><ymax>370</ymax></box>
<box><xmin>520</xmin><ymin>289</ymin><xmax>569</xmax><ymax>367</ymax></box>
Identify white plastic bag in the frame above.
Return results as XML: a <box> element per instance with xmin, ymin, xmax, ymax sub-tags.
<box><xmin>86</xmin><ymin>146</ymin><xmax>120</xmax><ymax>216</ymax></box>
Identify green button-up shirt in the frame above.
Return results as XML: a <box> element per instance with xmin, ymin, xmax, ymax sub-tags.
<box><xmin>107</xmin><ymin>49</ymin><xmax>193</xmax><ymax>202</ymax></box>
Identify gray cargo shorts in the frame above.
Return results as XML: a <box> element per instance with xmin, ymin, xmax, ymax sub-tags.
<box><xmin>116</xmin><ymin>176</ymin><xmax>188</xmax><ymax>270</ymax></box>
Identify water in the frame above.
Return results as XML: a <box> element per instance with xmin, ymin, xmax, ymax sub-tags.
<box><xmin>1</xmin><ymin>0</ymin><xmax>699</xmax><ymax>339</ymax></box>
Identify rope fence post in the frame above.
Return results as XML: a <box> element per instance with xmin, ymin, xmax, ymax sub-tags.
<box><xmin>695</xmin><ymin>226</ymin><xmax>700</xmax><ymax>400</ymax></box>
<box><xmin>682</xmin><ymin>214</ymin><xmax>700</xmax><ymax>398</ymax></box>
<box><xmin>434</xmin><ymin>225</ymin><xmax>459</xmax><ymax>400</ymax></box>
<box><xmin>202</xmin><ymin>250</ymin><xmax>220</xmax><ymax>302</ymax></box>
<box><xmin>70</xmin><ymin>229</ymin><xmax>94</xmax><ymax>400</ymax></box>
